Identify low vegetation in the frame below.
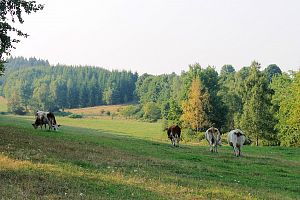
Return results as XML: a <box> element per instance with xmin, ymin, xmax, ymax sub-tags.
<box><xmin>0</xmin><ymin>114</ymin><xmax>299</xmax><ymax>199</ymax></box>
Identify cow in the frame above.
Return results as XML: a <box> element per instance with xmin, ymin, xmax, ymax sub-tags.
<box><xmin>228</xmin><ymin>129</ymin><xmax>246</xmax><ymax>157</ymax></box>
<box><xmin>32</xmin><ymin>110</ymin><xmax>60</xmax><ymax>131</ymax></box>
<box><xmin>166</xmin><ymin>125</ymin><xmax>181</xmax><ymax>147</ymax></box>
<box><xmin>205</xmin><ymin>127</ymin><xmax>222</xmax><ymax>152</ymax></box>
<box><xmin>32</xmin><ymin>112</ymin><xmax>48</xmax><ymax>129</ymax></box>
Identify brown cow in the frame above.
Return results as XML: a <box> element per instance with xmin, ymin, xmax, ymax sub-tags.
<box><xmin>166</xmin><ymin>125</ymin><xmax>181</xmax><ymax>147</ymax></box>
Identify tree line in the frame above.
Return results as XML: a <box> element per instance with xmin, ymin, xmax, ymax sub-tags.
<box><xmin>1</xmin><ymin>57</ymin><xmax>299</xmax><ymax>147</ymax></box>
<box><xmin>1</xmin><ymin>57</ymin><xmax>137</xmax><ymax>112</ymax></box>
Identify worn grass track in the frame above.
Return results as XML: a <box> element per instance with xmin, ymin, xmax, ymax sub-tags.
<box><xmin>0</xmin><ymin>115</ymin><xmax>299</xmax><ymax>199</ymax></box>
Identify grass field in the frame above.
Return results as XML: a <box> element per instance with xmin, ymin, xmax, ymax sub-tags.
<box><xmin>0</xmin><ymin>114</ymin><xmax>299</xmax><ymax>199</ymax></box>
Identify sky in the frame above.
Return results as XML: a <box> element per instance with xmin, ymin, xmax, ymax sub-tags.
<box><xmin>11</xmin><ymin>0</ymin><xmax>300</xmax><ymax>75</ymax></box>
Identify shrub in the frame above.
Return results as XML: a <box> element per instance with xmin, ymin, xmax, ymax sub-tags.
<box><xmin>69</xmin><ymin>114</ymin><xmax>83</xmax><ymax>119</ymax></box>
<box><xmin>143</xmin><ymin>102</ymin><xmax>161</xmax><ymax>122</ymax></box>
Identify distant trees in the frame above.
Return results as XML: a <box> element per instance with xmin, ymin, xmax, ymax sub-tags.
<box><xmin>0</xmin><ymin>1</ymin><xmax>44</xmax><ymax>75</ymax></box>
<box><xmin>2</xmin><ymin>57</ymin><xmax>137</xmax><ymax>112</ymax></box>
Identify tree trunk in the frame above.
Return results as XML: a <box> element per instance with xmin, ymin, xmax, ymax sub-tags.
<box><xmin>256</xmin><ymin>136</ymin><xmax>259</xmax><ymax>146</ymax></box>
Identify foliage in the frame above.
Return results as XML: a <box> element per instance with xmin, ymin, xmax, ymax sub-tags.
<box><xmin>264</xmin><ymin>64</ymin><xmax>282</xmax><ymax>83</ymax></box>
<box><xmin>143</xmin><ymin>102</ymin><xmax>161</xmax><ymax>122</ymax></box>
<box><xmin>68</xmin><ymin>114</ymin><xmax>83</xmax><ymax>119</ymax></box>
<box><xmin>271</xmin><ymin>71</ymin><xmax>300</xmax><ymax>147</ymax></box>
<box><xmin>239</xmin><ymin>62</ymin><xmax>277</xmax><ymax>146</ymax></box>
<box><xmin>120</xmin><ymin>104</ymin><xmax>142</xmax><ymax>119</ymax></box>
<box><xmin>0</xmin><ymin>1</ymin><xmax>44</xmax><ymax>75</ymax></box>
<box><xmin>181</xmin><ymin>78</ymin><xmax>210</xmax><ymax>132</ymax></box>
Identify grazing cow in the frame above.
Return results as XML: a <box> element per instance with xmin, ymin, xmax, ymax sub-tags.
<box><xmin>228</xmin><ymin>129</ymin><xmax>246</xmax><ymax>157</ymax></box>
<box><xmin>32</xmin><ymin>113</ymin><xmax>48</xmax><ymax>129</ymax></box>
<box><xmin>166</xmin><ymin>125</ymin><xmax>181</xmax><ymax>147</ymax></box>
<box><xmin>32</xmin><ymin>110</ymin><xmax>60</xmax><ymax>131</ymax></box>
<box><xmin>205</xmin><ymin>127</ymin><xmax>222</xmax><ymax>152</ymax></box>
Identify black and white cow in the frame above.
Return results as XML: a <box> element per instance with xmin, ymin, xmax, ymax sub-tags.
<box><xmin>32</xmin><ymin>110</ymin><xmax>61</xmax><ymax>131</ymax></box>
<box><xmin>228</xmin><ymin>129</ymin><xmax>246</xmax><ymax>157</ymax></box>
<box><xmin>205</xmin><ymin>127</ymin><xmax>222</xmax><ymax>152</ymax></box>
<box><xmin>166</xmin><ymin>125</ymin><xmax>181</xmax><ymax>147</ymax></box>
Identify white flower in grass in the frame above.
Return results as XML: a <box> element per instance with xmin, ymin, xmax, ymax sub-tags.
<box><xmin>80</xmin><ymin>193</ymin><xmax>84</xmax><ymax>196</ymax></box>
<box><xmin>134</xmin><ymin>169</ymin><xmax>138</xmax><ymax>172</ymax></box>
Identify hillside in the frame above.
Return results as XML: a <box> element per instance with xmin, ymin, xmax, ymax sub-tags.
<box><xmin>0</xmin><ymin>114</ymin><xmax>299</xmax><ymax>199</ymax></box>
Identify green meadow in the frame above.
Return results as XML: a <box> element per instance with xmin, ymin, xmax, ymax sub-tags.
<box><xmin>0</xmin><ymin>114</ymin><xmax>299</xmax><ymax>200</ymax></box>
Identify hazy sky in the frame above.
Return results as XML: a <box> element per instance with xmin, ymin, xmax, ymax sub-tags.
<box><xmin>12</xmin><ymin>0</ymin><xmax>300</xmax><ymax>75</ymax></box>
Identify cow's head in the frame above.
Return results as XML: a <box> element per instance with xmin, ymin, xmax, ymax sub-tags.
<box><xmin>51</xmin><ymin>124</ymin><xmax>61</xmax><ymax>131</ymax></box>
<box><xmin>32</xmin><ymin>123</ymin><xmax>38</xmax><ymax>129</ymax></box>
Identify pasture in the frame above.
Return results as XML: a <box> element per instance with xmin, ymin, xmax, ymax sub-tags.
<box><xmin>0</xmin><ymin>114</ymin><xmax>299</xmax><ymax>199</ymax></box>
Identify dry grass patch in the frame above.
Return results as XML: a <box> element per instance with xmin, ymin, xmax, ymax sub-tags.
<box><xmin>65</xmin><ymin>104</ymin><xmax>129</xmax><ymax>117</ymax></box>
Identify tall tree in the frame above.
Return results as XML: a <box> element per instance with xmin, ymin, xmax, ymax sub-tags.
<box><xmin>0</xmin><ymin>1</ymin><xmax>44</xmax><ymax>75</ymax></box>
<box><xmin>240</xmin><ymin>62</ymin><xmax>276</xmax><ymax>146</ymax></box>
<box><xmin>181</xmin><ymin>78</ymin><xmax>210</xmax><ymax>133</ymax></box>
<box><xmin>271</xmin><ymin>71</ymin><xmax>300</xmax><ymax>147</ymax></box>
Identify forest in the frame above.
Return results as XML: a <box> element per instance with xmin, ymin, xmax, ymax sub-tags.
<box><xmin>1</xmin><ymin>57</ymin><xmax>299</xmax><ymax>147</ymax></box>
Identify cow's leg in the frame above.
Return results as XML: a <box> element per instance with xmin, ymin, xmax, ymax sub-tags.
<box><xmin>238</xmin><ymin>146</ymin><xmax>241</xmax><ymax>156</ymax></box>
<box><xmin>209</xmin><ymin>142</ymin><xmax>213</xmax><ymax>152</ymax></box>
<box><xmin>214</xmin><ymin>143</ymin><xmax>218</xmax><ymax>153</ymax></box>
<box><xmin>235</xmin><ymin>146</ymin><xmax>239</xmax><ymax>156</ymax></box>
<box><xmin>170</xmin><ymin>137</ymin><xmax>174</xmax><ymax>146</ymax></box>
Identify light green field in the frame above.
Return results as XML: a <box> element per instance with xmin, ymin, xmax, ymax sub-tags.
<box><xmin>0</xmin><ymin>114</ymin><xmax>299</xmax><ymax>200</ymax></box>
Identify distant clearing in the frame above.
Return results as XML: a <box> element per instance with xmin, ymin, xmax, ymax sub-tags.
<box><xmin>65</xmin><ymin>104</ymin><xmax>129</xmax><ymax>117</ymax></box>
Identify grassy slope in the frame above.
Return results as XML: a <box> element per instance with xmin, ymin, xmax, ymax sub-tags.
<box><xmin>0</xmin><ymin>115</ymin><xmax>299</xmax><ymax>200</ymax></box>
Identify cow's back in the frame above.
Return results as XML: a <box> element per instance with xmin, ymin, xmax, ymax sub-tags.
<box><xmin>228</xmin><ymin>130</ymin><xmax>246</xmax><ymax>146</ymax></box>
<box><xmin>167</xmin><ymin>125</ymin><xmax>181</xmax><ymax>137</ymax></box>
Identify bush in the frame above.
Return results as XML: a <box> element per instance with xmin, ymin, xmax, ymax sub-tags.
<box><xmin>120</xmin><ymin>105</ymin><xmax>142</xmax><ymax>118</ymax></box>
<box><xmin>54</xmin><ymin>111</ymin><xmax>72</xmax><ymax>117</ymax></box>
<box><xmin>69</xmin><ymin>114</ymin><xmax>83</xmax><ymax>119</ymax></box>
<box><xmin>100</xmin><ymin>109</ymin><xmax>105</xmax><ymax>115</ymax></box>
<box><xmin>181</xmin><ymin>129</ymin><xmax>205</xmax><ymax>143</ymax></box>
<box><xmin>143</xmin><ymin>102</ymin><xmax>161</xmax><ymax>122</ymax></box>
